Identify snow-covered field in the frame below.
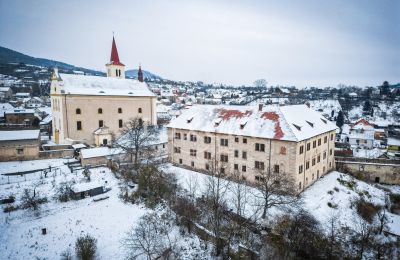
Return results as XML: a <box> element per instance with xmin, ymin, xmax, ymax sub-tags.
<box><xmin>1</xmin><ymin>160</ymin><xmax>400</xmax><ymax>259</ymax></box>
<box><xmin>0</xmin><ymin>161</ymin><xmax>211</xmax><ymax>259</ymax></box>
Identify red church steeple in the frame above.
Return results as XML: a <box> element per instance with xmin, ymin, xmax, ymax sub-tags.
<box><xmin>138</xmin><ymin>65</ymin><xmax>144</xmax><ymax>82</ymax></box>
<box><xmin>109</xmin><ymin>36</ymin><xmax>124</xmax><ymax>66</ymax></box>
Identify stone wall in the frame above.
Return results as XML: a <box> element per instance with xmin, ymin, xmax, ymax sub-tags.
<box><xmin>336</xmin><ymin>157</ymin><xmax>400</xmax><ymax>184</ymax></box>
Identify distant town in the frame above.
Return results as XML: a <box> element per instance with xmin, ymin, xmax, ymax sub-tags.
<box><xmin>0</xmin><ymin>36</ymin><xmax>399</xmax><ymax>259</ymax></box>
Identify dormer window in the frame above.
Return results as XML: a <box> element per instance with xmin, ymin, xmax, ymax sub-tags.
<box><xmin>306</xmin><ymin>121</ymin><xmax>314</xmax><ymax>127</ymax></box>
<box><xmin>214</xmin><ymin>118</ymin><xmax>222</xmax><ymax>127</ymax></box>
<box><xmin>76</xmin><ymin>108</ymin><xmax>81</xmax><ymax>114</ymax></box>
<box><xmin>293</xmin><ymin>124</ymin><xmax>301</xmax><ymax>131</ymax></box>
<box><xmin>187</xmin><ymin>116</ymin><xmax>194</xmax><ymax>123</ymax></box>
<box><xmin>240</xmin><ymin>122</ymin><xmax>247</xmax><ymax>129</ymax></box>
<box><xmin>98</xmin><ymin>108</ymin><xmax>103</xmax><ymax>114</ymax></box>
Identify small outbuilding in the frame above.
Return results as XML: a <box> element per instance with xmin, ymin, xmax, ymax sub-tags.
<box><xmin>70</xmin><ymin>181</ymin><xmax>105</xmax><ymax>200</ymax></box>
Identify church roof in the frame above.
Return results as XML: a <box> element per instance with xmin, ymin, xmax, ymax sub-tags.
<box><xmin>58</xmin><ymin>73</ymin><xmax>156</xmax><ymax>97</ymax></box>
<box><xmin>108</xmin><ymin>36</ymin><xmax>124</xmax><ymax>66</ymax></box>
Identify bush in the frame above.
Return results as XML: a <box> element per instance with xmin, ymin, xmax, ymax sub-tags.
<box><xmin>356</xmin><ymin>199</ymin><xmax>380</xmax><ymax>223</ymax></box>
<box><xmin>60</xmin><ymin>248</ymin><xmax>73</xmax><ymax>260</ymax></box>
<box><xmin>75</xmin><ymin>234</ymin><xmax>97</xmax><ymax>260</ymax></box>
<box><xmin>327</xmin><ymin>202</ymin><xmax>338</xmax><ymax>209</ymax></box>
<box><xmin>55</xmin><ymin>182</ymin><xmax>74</xmax><ymax>202</ymax></box>
<box><xmin>3</xmin><ymin>205</ymin><xmax>18</xmax><ymax>213</ymax></box>
<box><xmin>20</xmin><ymin>188</ymin><xmax>47</xmax><ymax>210</ymax></box>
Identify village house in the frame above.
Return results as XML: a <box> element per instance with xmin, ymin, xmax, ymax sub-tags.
<box><xmin>167</xmin><ymin>104</ymin><xmax>337</xmax><ymax>192</ymax></box>
<box><xmin>0</xmin><ymin>129</ymin><xmax>40</xmax><ymax>161</ymax></box>
<box><xmin>4</xmin><ymin>108</ymin><xmax>38</xmax><ymax>126</ymax></box>
<box><xmin>50</xmin><ymin>36</ymin><xmax>157</xmax><ymax>146</ymax></box>
<box><xmin>348</xmin><ymin>118</ymin><xmax>375</xmax><ymax>149</ymax></box>
<box><xmin>24</xmin><ymin>97</ymin><xmax>44</xmax><ymax>108</ymax></box>
<box><xmin>0</xmin><ymin>87</ymin><xmax>12</xmax><ymax>100</ymax></box>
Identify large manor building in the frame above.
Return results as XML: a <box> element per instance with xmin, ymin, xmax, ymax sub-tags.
<box><xmin>51</xmin><ymin>37</ymin><xmax>156</xmax><ymax>145</ymax></box>
<box><xmin>167</xmin><ymin>104</ymin><xmax>337</xmax><ymax>192</ymax></box>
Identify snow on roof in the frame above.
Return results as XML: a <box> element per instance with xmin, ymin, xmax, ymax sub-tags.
<box><xmin>388</xmin><ymin>138</ymin><xmax>400</xmax><ymax>146</ymax></box>
<box><xmin>72</xmin><ymin>143</ymin><xmax>87</xmax><ymax>149</ymax></box>
<box><xmin>58</xmin><ymin>73</ymin><xmax>155</xmax><ymax>97</ymax></box>
<box><xmin>0</xmin><ymin>103</ymin><xmax>14</xmax><ymax>117</ymax></box>
<box><xmin>352</xmin><ymin>118</ymin><xmax>374</xmax><ymax>129</ymax></box>
<box><xmin>0</xmin><ymin>87</ymin><xmax>11</xmax><ymax>92</ymax></box>
<box><xmin>80</xmin><ymin>147</ymin><xmax>124</xmax><ymax>159</ymax></box>
<box><xmin>71</xmin><ymin>181</ymin><xmax>104</xmax><ymax>193</ymax></box>
<box><xmin>39</xmin><ymin>114</ymin><xmax>52</xmax><ymax>125</ymax></box>
<box><xmin>168</xmin><ymin>104</ymin><xmax>337</xmax><ymax>142</ymax></box>
<box><xmin>0</xmin><ymin>130</ymin><xmax>40</xmax><ymax>141</ymax></box>
<box><xmin>5</xmin><ymin>109</ymin><xmax>35</xmax><ymax>114</ymax></box>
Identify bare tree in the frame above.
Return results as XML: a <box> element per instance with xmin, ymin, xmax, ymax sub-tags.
<box><xmin>253</xmin><ymin>79</ymin><xmax>268</xmax><ymax>89</ymax></box>
<box><xmin>252</xmin><ymin>168</ymin><xmax>300</xmax><ymax>220</ymax></box>
<box><xmin>115</xmin><ymin>117</ymin><xmax>160</xmax><ymax>167</ymax></box>
<box><xmin>123</xmin><ymin>212</ymin><xmax>174</xmax><ymax>260</ymax></box>
<box><xmin>202</xmin><ymin>159</ymin><xmax>230</xmax><ymax>256</ymax></box>
<box><xmin>20</xmin><ymin>185</ymin><xmax>47</xmax><ymax>211</ymax></box>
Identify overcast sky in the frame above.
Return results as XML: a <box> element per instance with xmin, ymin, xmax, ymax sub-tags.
<box><xmin>0</xmin><ymin>0</ymin><xmax>399</xmax><ymax>87</ymax></box>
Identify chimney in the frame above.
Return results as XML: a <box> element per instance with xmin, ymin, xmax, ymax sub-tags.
<box><xmin>258</xmin><ymin>103</ymin><xmax>263</xmax><ymax>111</ymax></box>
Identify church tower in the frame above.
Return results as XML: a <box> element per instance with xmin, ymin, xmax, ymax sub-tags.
<box><xmin>138</xmin><ymin>65</ymin><xmax>144</xmax><ymax>82</ymax></box>
<box><xmin>106</xmin><ymin>36</ymin><xmax>125</xmax><ymax>78</ymax></box>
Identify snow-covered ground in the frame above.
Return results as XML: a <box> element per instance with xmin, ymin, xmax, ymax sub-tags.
<box><xmin>309</xmin><ymin>99</ymin><xmax>341</xmax><ymax>117</ymax></box>
<box><xmin>351</xmin><ymin>147</ymin><xmax>385</xmax><ymax>159</ymax></box>
<box><xmin>164</xmin><ymin>164</ymin><xmax>400</xmax><ymax>236</ymax></box>
<box><xmin>1</xmin><ymin>160</ymin><xmax>400</xmax><ymax>259</ymax></box>
<box><xmin>348</xmin><ymin>101</ymin><xmax>400</xmax><ymax>126</ymax></box>
<box><xmin>0</xmin><ymin>162</ymin><xmax>209</xmax><ymax>259</ymax></box>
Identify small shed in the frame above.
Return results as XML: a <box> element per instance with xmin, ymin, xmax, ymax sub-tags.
<box><xmin>70</xmin><ymin>181</ymin><xmax>105</xmax><ymax>200</ymax></box>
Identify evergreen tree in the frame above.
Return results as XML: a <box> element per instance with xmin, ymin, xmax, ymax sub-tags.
<box><xmin>336</xmin><ymin>111</ymin><xmax>344</xmax><ymax>129</ymax></box>
<box><xmin>363</xmin><ymin>101</ymin><xmax>371</xmax><ymax>115</ymax></box>
<box><xmin>380</xmin><ymin>81</ymin><xmax>390</xmax><ymax>95</ymax></box>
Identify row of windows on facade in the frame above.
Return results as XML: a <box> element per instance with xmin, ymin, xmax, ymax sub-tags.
<box><xmin>76</xmin><ymin>119</ymin><xmax>126</xmax><ymax>130</ymax></box>
<box><xmin>175</xmin><ymin>134</ymin><xmax>281</xmax><ymax>153</ymax></box>
<box><xmin>298</xmin><ymin>149</ymin><xmax>333</xmax><ymax>174</ymax></box>
<box><xmin>299</xmin><ymin>134</ymin><xmax>334</xmax><ymax>154</ymax></box>
<box><xmin>175</xmin><ymin>148</ymin><xmax>276</xmax><ymax>171</ymax></box>
<box><xmin>175</xmin><ymin>158</ymin><xmax>324</xmax><ymax>189</ymax></box>
<box><xmin>175</xmin><ymin>147</ymin><xmax>332</xmax><ymax>173</ymax></box>
<box><xmin>176</xmin><ymin>158</ymin><xmax>277</xmax><ymax>174</ymax></box>
<box><xmin>75</xmin><ymin>107</ymin><xmax>142</xmax><ymax>115</ymax></box>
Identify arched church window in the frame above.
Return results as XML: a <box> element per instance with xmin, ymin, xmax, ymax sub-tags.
<box><xmin>98</xmin><ymin>108</ymin><xmax>103</xmax><ymax>114</ymax></box>
<box><xmin>118</xmin><ymin>108</ymin><xmax>122</xmax><ymax>113</ymax></box>
<box><xmin>76</xmin><ymin>108</ymin><xmax>81</xmax><ymax>114</ymax></box>
<box><xmin>138</xmin><ymin>108</ymin><xmax>142</xmax><ymax>113</ymax></box>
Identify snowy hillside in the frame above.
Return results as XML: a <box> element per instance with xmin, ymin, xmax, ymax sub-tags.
<box><xmin>165</xmin><ymin>165</ymin><xmax>400</xmax><ymax>236</ymax></box>
<box><xmin>347</xmin><ymin>101</ymin><xmax>400</xmax><ymax>126</ymax></box>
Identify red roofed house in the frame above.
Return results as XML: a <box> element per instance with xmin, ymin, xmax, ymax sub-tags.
<box><xmin>167</xmin><ymin>104</ymin><xmax>337</xmax><ymax>193</ymax></box>
<box><xmin>348</xmin><ymin>118</ymin><xmax>375</xmax><ymax>149</ymax></box>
